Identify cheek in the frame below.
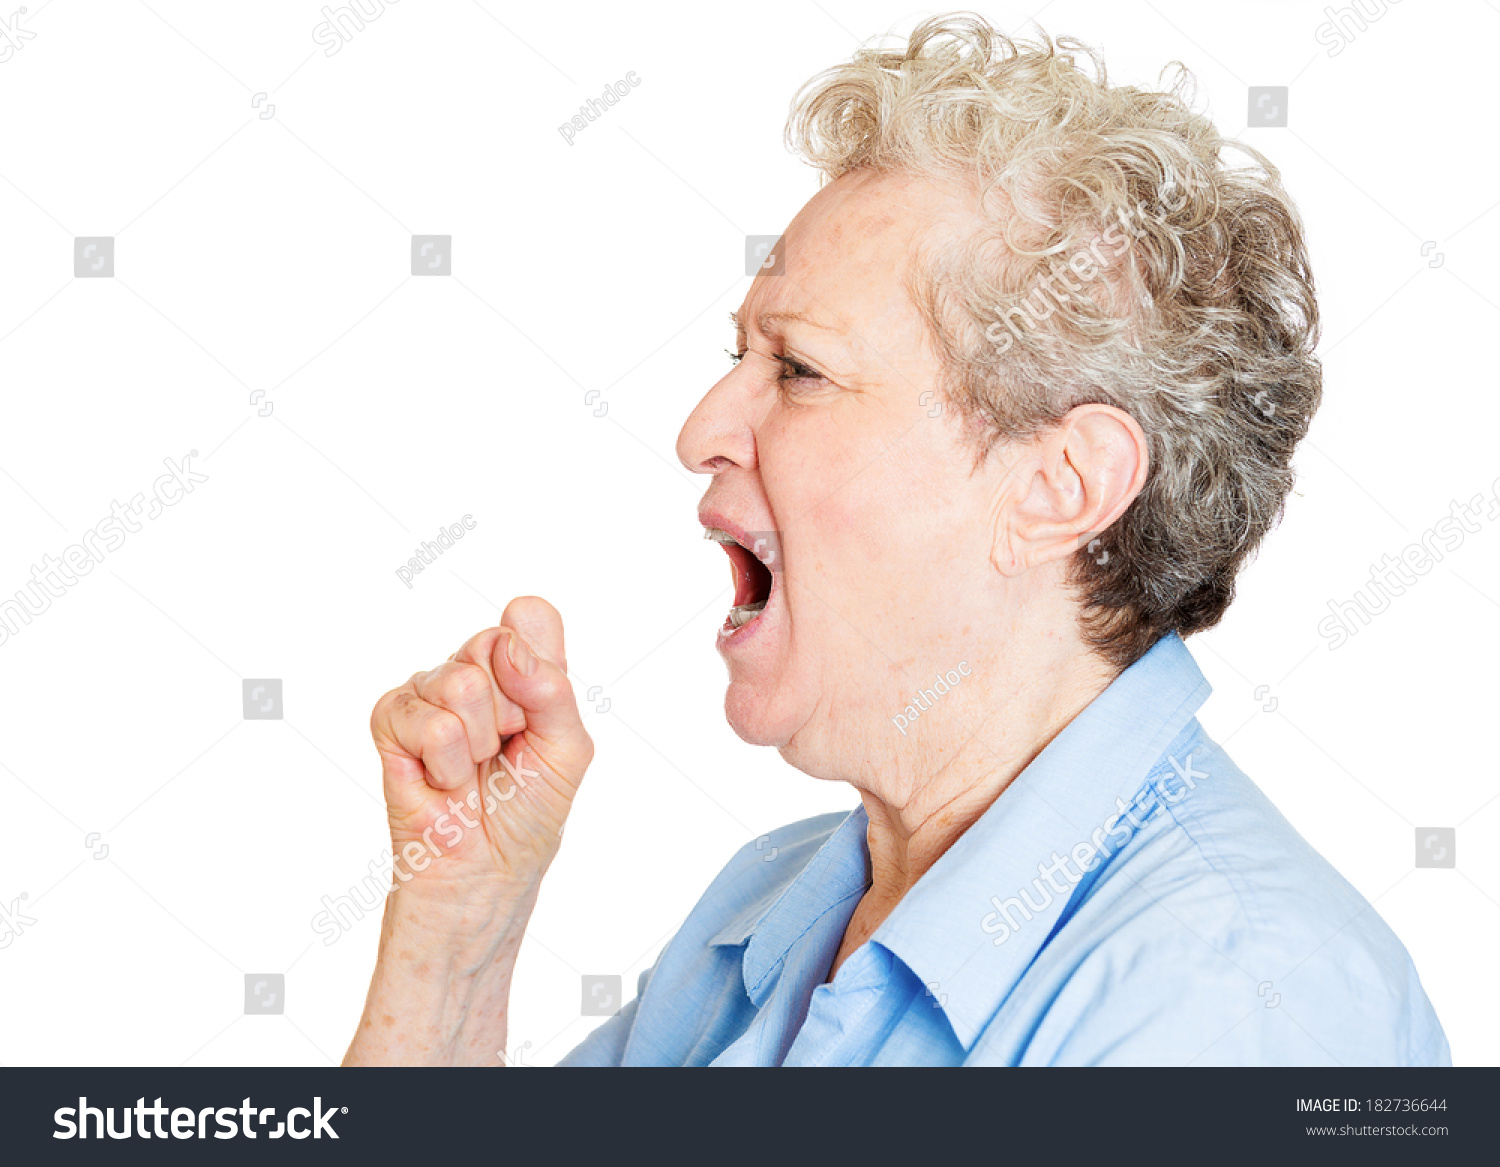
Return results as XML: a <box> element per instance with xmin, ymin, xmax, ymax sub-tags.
<box><xmin>762</xmin><ymin>404</ymin><xmax>950</xmax><ymax>614</ymax></box>
<box><xmin>762</xmin><ymin>402</ymin><xmax>904</xmax><ymax>528</ymax></box>
<box><xmin>786</xmin><ymin>496</ymin><xmax>911</xmax><ymax>639</ymax></box>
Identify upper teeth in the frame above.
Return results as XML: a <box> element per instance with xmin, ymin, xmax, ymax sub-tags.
<box><xmin>704</xmin><ymin>528</ymin><xmax>738</xmax><ymax>544</ymax></box>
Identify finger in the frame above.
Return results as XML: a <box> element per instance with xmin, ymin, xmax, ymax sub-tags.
<box><xmin>452</xmin><ymin>628</ymin><xmax>529</xmax><ymax>737</ymax></box>
<box><xmin>490</xmin><ymin>625</ymin><xmax>593</xmax><ymax>782</ymax></box>
<box><xmin>414</xmin><ymin>662</ymin><xmax>500</xmax><ymax>763</ymax></box>
<box><xmin>501</xmin><ymin>596</ymin><xmax>568</xmax><ymax>672</ymax></box>
<box><xmin>375</xmin><ymin>681</ymin><xmax>474</xmax><ymax>791</ymax></box>
<box><xmin>370</xmin><ymin>684</ymin><xmax>426</xmax><ymax>789</ymax></box>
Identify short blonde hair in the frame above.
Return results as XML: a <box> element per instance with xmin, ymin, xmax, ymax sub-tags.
<box><xmin>787</xmin><ymin>13</ymin><xmax>1322</xmax><ymax>668</ymax></box>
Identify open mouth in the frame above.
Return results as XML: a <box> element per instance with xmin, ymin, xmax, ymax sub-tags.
<box><xmin>704</xmin><ymin>527</ymin><xmax>774</xmax><ymax>633</ymax></box>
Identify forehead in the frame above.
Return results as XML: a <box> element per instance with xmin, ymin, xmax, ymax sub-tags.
<box><xmin>738</xmin><ymin>168</ymin><xmax>978</xmax><ymax>336</ymax></box>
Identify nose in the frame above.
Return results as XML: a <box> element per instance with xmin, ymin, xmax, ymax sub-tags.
<box><xmin>676</xmin><ymin>365</ymin><xmax>759</xmax><ymax>476</ymax></box>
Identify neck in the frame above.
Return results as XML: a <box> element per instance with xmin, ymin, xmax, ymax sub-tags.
<box><xmin>856</xmin><ymin>642</ymin><xmax>1116</xmax><ymax>910</ymax></box>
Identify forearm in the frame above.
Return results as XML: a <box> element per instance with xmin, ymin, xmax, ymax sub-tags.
<box><xmin>343</xmin><ymin>880</ymin><xmax>541</xmax><ymax>1066</ymax></box>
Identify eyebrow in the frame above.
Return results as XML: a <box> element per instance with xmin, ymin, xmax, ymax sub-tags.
<box><xmin>729</xmin><ymin>309</ymin><xmax>835</xmax><ymax>335</ymax></box>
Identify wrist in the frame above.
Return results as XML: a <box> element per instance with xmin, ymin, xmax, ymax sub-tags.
<box><xmin>382</xmin><ymin>875</ymin><xmax>539</xmax><ymax>968</ymax></box>
<box><xmin>347</xmin><ymin>883</ymin><xmax>536</xmax><ymax>1066</ymax></box>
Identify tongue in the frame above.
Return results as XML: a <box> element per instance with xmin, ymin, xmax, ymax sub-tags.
<box><xmin>727</xmin><ymin>601</ymin><xmax>766</xmax><ymax>628</ymax></box>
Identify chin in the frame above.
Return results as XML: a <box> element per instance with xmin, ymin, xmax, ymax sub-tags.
<box><xmin>722</xmin><ymin>679</ymin><xmax>798</xmax><ymax>749</ymax></box>
<box><xmin>723</xmin><ymin>681</ymin><xmax>846</xmax><ymax>783</ymax></box>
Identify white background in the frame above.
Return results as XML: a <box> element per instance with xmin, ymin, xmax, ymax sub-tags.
<box><xmin>0</xmin><ymin>0</ymin><xmax>1495</xmax><ymax>1067</ymax></box>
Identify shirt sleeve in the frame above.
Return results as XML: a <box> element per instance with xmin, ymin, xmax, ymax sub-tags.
<box><xmin>553</xmin><ymin>964</ymin><xmax>654</xmax><ymax>1066</ymax></box>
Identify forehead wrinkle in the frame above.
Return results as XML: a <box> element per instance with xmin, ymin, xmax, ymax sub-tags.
<box><xmin>758</xmin><ymin>309</ymin><xmax>838</xmax><ymax>335</ymax></box>
<box><xmin>728</xmin><ymin>305</ymin><xmax>840</xmax><ymax>340</ymax></box>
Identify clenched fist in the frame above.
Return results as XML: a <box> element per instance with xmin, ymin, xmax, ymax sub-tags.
<box><xmin>370</xmin><ymin>596</ymin><xmax>595</xmax><ymax>892</ymax></box>
<box><xmin>347</xmin><ymin>596</ymin><xmax>594</xmax><ymax>1064</ymax></box>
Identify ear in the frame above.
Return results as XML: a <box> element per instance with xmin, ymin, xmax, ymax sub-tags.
<box><xmin>989</xmin><ymin>404</ymin><xmax>1148</xmax><ymax>577</ymax></box>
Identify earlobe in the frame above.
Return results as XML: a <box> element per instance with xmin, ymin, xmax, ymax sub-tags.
<box><xmin>989</xmin><ymin>525</ymin><xmax>1025</xmax><ymax>578</ymax></box>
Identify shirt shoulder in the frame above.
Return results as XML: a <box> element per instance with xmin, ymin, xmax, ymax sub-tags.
<box><xmin>986</xmin><ymin>726</ymin><xmax>1450</xmax><ymax>1066</ymax></box>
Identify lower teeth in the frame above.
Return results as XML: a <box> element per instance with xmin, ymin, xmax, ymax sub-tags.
<box><xmin>727</xmin><ymin>602</ymin><xmax>766</xmax><ymax>628</ymax></box>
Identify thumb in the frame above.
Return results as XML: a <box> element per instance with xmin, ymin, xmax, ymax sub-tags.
<box><xmin>501</xmin><ymin>595</ymin><xmax>568</xmax><ymax>672</ymax></box>
<box><xmin>491</xmin><ymin>625</ymin><xmax>593</xmax><ymax>783</ymax></box>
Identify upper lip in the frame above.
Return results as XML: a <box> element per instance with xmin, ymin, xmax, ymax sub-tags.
<box><xmin>697</xmin><ymin>506</ymin><xmax>755</xmax><ymax>551</ymax></box>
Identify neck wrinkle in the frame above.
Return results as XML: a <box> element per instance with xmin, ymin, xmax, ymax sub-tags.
<box><xmin>857</xmin><ymin>653</ymin><xmax>1114</xmax><ymax>907</ymax></box>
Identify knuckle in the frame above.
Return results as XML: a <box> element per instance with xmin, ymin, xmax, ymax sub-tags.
<box><xmin>391</xmin><ymin>688</ymin><xmax>427</xmax><ymax>722</ymax></box>
<box><xmin>425</xmin><ymin>709</ymin><xmax>467</xmax><ymax>753</ymax></box>
<box><xmin>370</xmin><ymin>684</ymin><xmax>413</xmax><ymax>734</ymax></box>
<box><xmin>457</xmin><ymin>627</ymin><xmax>502</xmax><ymax>663</ymax></box>
<box><xmin>441</xmin><ymin>663</ymin><xmax>491</xmax><ymax>708</ymax></box>
<box><xmin>530</xmin><ymin>674</ymin><xmax>565</xmax><ymax>706</ymax></box>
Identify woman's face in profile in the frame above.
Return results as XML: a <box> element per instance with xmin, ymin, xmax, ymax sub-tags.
<box><xmin>677</xmin><ymin>169</ymin><xmax>1008</xmax><ymax>776</ymax></box>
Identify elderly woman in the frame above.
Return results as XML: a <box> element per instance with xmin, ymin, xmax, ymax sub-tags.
<box><xmin>345</xmin><ymin>16</ymin><xmax>1447</xmax><ymax>1066</ymax></box>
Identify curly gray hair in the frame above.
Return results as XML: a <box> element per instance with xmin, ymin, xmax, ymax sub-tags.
<box><xmin>787</xmin><ymin>13</ymin><xmax>1322</xmax><ymax>668</ymax></box>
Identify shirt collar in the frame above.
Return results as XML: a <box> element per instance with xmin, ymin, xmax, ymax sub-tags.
<box><xmin>871</xmin><ymin>632</ymin><xmax>1212</xmax><ymax>1048</ymax></box>
<box><xmin>706</xmin><ymin>807</ymin><xmax>870</xmax><ymax>1006</ymax></box>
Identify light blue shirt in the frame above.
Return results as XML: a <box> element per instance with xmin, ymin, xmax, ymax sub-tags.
<box><xmin>559</xmin><ymin>634</ymin><xmax>1449</xmax><ymax>1066</ymax></box>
